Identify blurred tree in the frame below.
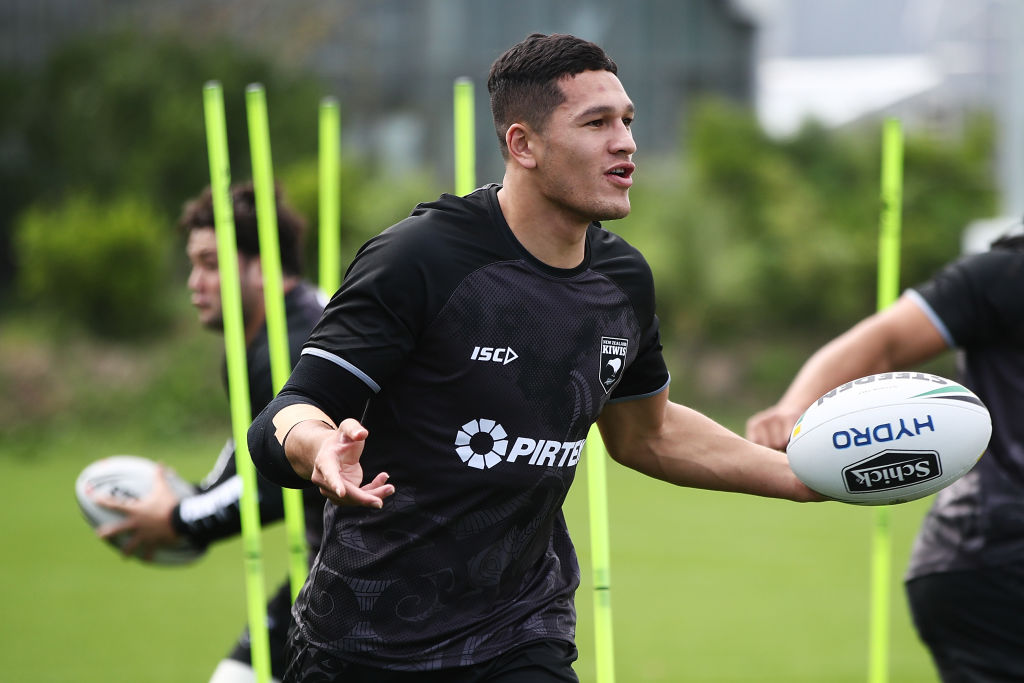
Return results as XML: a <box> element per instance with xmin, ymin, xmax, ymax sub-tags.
<box><xmin>0</xmin><ymin>30</ymin><xmax>328</xmax><ymax>294</ymax></box>
<box><xmin>611</xmin><ymin>97</ymin><xmax>996</xmax><ymax>407</ymax></box>
<box><xmin>14</xmin><ymin>193</ymin><xmax>174</xmax><ymax>338</ymax></box>
<box><xmin>668</xmin><ymin>98</ymin><xmax>996</xmax><ymax>340</ymax></box>
<box><xmin>273</xmin><ymin>158</ymin><xmax>443</xmax><ymax>288</ymax></box>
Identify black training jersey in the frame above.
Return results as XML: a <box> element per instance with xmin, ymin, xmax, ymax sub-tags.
<box><xmin>172</xmin><ymin>281</ymin><xmax>327</xmax><ymax>553</ymax></box>
<box><xmin>291</xmin><ymin>185</ymin><xmax>670</xmax><ymax>670</ymax></box>
<box><xmin>904</xmin><ymin>247</ymin><xmax>1024</xmax><ymax>579</ymax></box>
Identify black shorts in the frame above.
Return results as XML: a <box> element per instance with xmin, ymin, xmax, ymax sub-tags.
<box><xmin>283</xmin><ymin>629</ymin><xmax>579</xmax><ymax>683</ymax></box>
<box><xmin>906</xmin><ymin>565</ymin><xmax>1024</xmax><ymax>683</ymax></box>
<box><xmin>229</xmin><ymin>580</ymin><xmax>294</xmax><ymax>680</ymax></box>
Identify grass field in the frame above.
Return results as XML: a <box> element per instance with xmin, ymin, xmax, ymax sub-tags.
<box><xmin>2</xmin><ymin>420</ymin><xmax>939</xmax><ymax>682</ymax></box>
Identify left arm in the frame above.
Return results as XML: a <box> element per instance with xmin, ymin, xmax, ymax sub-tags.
<box><xmin>597</xmin><ymin>389</ymin><xmax>822</xmax><ymax>502</ymax></box>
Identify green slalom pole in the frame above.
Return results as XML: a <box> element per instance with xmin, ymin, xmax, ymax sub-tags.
<box><xmin>869</xmin><ymin>117</ymin><xmax>903</xmax><ymax>683</ymax></box>
<box><xmin>586</xmin><ymin>425</ymin><xmax>616</xmax><ymax>683</ymax></box>
<box><xmin>245</xmin><ymin>83</ymin><xmax>310</xmax><ymax>602</ymax></box>
<box><xmin>202</xmin><ymin>81</ymin><xmax>272</xmax><ymax>683</ymax></box>
<box><xmin>453</xmin><ymin>77</ymin><xmax>476</xmax><ymax>196</ymax></box>
<box><xmin>318</xmin><ymin>96</ymin><xmax>342</xmax><ymax>297</ymax></box>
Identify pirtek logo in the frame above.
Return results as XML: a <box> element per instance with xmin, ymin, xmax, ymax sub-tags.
<box><xmin>454</xmin><ymin>418</ymin><xmax>584</xmax><ymax>470</ymax></box>
<box><xmin>470</xmin><ymin>346</ymin><xmax>518</xmax><ymax>365</ymax></box>
<box><xmin>842</xmin><ymin>450</ymin><xmax>942</xmax><ymax>493</ymax></box>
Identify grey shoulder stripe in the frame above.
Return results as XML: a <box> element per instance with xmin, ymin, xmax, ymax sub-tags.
<box><xmin>606</xmin><ymin>375</ymin><xmax>671</xmax><ymax>405</ymax></box>
<box><xmin>301</xmin><ymin>347</ymin><xmax>382</xmax><ymax>393</ymax></box>
<box><xmin>905</xmin><ymin>289</ymin><xmax>955</xmax><ymax>349</ymax></box>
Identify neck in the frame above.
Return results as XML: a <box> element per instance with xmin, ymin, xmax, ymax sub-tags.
<box><xmin>497</xmin><ymin>180</ymin><xmax>588</xmax><ymax>269</ymax></box>
<box><xmin>243</xmin><ymin>306</ymin><xmax>266</xmax><ymax>346</ymax></box>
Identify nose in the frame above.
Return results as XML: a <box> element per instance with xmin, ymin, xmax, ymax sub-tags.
<box><xmin>611</xmin><ymin>120</ymin><xmax>635</xmax><ymax>156</ymax></box>
<box><xmin>187</xmin><ymin>266</ymin><xmax>201</xmax><ymax>292</ymax></box>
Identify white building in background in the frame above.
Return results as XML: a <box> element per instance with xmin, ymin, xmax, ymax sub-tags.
<box><xmin>737</xmin><ymin>0</ymin><xmax>1022</xmax><ymax>217</ymax></box>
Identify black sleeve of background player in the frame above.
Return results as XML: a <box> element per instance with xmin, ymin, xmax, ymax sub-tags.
<box><xmin>248</xmin><ymin>353</ymin><xmax>376</xmax><ymax>489</ymax></box>
<box><xmin>913</xmin><ymin>249</ymin><xmax>1024</xmax><ymax>346</ymax></box>
<box><xmin>169</xmin><ymin>461</ymin><xmax>288</xmax><ymax>547</ymax></box>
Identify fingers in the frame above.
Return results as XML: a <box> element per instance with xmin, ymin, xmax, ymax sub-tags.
<box><xmin>362</xmin><ymin>476</ymin><xmax>396</xmax><ymax>502</ymax></box>
<box><xmin>96</xmin><ymin>519</ymin><xmax>132</xmax><ymax>540</ymax></box>
<box><xmin>316</xmin><ymin>472</ymin><xmax>394</xmax><ymax>508</ymax></box>
<box><xmin>310</xmin><ymin>419</ymin><xmax>394</xmax><ymax>508</ymax></box>
<box><xmin>746</xmin><ymin>410</ymin><xmax>793</xmax><ymax>451</ymax></box>
<box><xmin>93</xmin><ymin>493</ymin><xmax>131</xmax><ymax>514</ymax></box>
<box><xmin>364</xmin><ymin>471</ymin><xmax>392</xmax><ymax>489</ymax></box>
<box><xmin>152</xmin><ymin>464</ymin><xmax>174</xmax><ymax>492</ymax></box>
<box><xmin>337</xmin><ymin>418</ymin><xmax>368</xmax><ymax>445</ymax></box>
<box><xmin>95</xmin><ymin>519</ymin><xmax>145</xmax><ymax>558</ymax></box>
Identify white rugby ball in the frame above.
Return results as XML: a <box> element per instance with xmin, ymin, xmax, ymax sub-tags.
<box><xmin>75</xmin><ymin>455</ymin><xmax>205</xmax><ymax>565</ymax></box>
<box><xmin>786</xmin><ymin>372</ymin><xmax>991</xmax><ymax>505</ymax></box>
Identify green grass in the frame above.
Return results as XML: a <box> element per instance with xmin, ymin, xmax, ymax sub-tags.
<box><xmin>2</xmin><ymin>424</ymin><xmax>938</xmax><ymax>682</ymax></box>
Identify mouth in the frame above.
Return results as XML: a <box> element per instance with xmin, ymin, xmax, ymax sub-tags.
<box><xmin>605</xmin><ymin>162</ymin><xmax>635</xmax><ymax>187</ymax></box>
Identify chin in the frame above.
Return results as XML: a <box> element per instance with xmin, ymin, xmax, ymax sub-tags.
<box><xmin>199</xmin><ymin>314</ymin><xmax>224</xmax><ymax>331</ymax></box>
<box><xmin>594</xmin><ymin>200</ymin><xmax>631</xmax><ymax>221</ymax></box>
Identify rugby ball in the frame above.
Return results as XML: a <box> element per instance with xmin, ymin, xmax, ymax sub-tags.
<box><xmin>786</xmin><ymin>372</ymin><xmax>991</xmax><ymax>505</ymax></box>
<box><xmin>75</xmin><ymin>455</ymin><xmax>205</xmax><ymax>565</ymax></box>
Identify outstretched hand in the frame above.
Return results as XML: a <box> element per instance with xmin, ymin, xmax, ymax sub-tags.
<box><xmin>745</xmin><ymin>406</ymin><xmax>803</xmax><ymax>452</ymax></box>
<box><xmin>95</xmin><ymin>464</ymin><xmax>181</xmax><ymax>560</ymax></box>
<box><xmin>312</xmin><ymin>418</ymin><xmax>395</xmax><ymax>507</ymax></box>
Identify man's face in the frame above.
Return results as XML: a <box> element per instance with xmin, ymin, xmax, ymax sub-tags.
<box><xmin>531</xmin><ymin>69</ymin><xmax>636</xmax><ymax>222</ymax></box>
<box><xmin>186</xmin><ymin>227</ymin><xmax>262</xmax><ymax>331</ymax></box>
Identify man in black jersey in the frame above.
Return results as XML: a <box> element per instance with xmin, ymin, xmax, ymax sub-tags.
<box><xmin>747</xmin><ymin>225</ymin><xmax>1024</xmax><ymax>682</ymax></box>
<box><xmin>97</xmin><ymin>182</ymin><xmax>327</xmax><ymax>683</ymax></box>
<box><xmin>247</xmin><ymin>33</ymin><xmax>820</xmax><ymax>682</ymax></box>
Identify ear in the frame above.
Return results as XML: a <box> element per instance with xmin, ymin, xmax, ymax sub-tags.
<box><xmin>505</xmin><ymin>122</ymin><xmax>538</xmax><ymax>170</ymax></box>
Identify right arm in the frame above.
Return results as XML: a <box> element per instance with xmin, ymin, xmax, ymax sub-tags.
<box><xmin>247</xmin><ymin>354</ymin><xmax>394</xmax><ymax>507</ymax></box>
<box><xmin>746</xmin><ymin>294</ymin><xmax>949</xmax><ymax>449</ymax></box>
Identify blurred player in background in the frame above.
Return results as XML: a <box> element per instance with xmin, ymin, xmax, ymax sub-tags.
<box><xmin>247</xmin><ymin>32</ymin><xmax>820</xmax><ymax>683</ymax></box>
<box><xmin>747</xmin><ymin>224</ymin><xmax>1024</xmax><ymax>682</ymax></box>
<box><xmin>97</xmin><ymin>181</ymin><xmax>326</xmax><ymax>683</ymax></box>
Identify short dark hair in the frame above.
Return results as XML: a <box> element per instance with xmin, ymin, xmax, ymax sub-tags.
<box><xmin>487</xmin><ymin>33</ymin><xmax>618</xmax><ymax>159</ymax></box>
<box><xmin>178</xmin><ymin>180</ymin><xmax>306</xmax><ymax>275</ymax></box>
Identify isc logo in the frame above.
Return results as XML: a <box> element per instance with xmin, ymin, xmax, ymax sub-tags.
<box><xmin>470</xmin><ymin>346</ymin><xmax>518</xmax><ymax>365</ymax></box>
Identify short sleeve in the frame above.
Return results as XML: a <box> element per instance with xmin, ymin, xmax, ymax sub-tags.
<box><xmin>911</xmin><ymin>249</ymin><xmax>1024</xmax><ymax>348</ymax></box>
<box><xmin>302</xmin><ymin>224</ymin><xmax>434</xmax><ymax>391</ymax></box>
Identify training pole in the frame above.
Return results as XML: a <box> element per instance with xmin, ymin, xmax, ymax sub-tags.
<box><xmin>869</xmin><ymin>117</ymin><xmax>903</xmax><ymax>683</ymax></box>
<box><xmin>453</xmin><ymin>77</ymin><xmax>476</xmax><ymax>196</ymax></box>
<box><xmin>245</xmin><ymin>83</ymin><xmax>310</xmax><ymax>602</ymax></box>
<box><xmin>586</xmin><ymin>426</ymin><xmax>616</xmax><ymax>683</ymax></box>
<box><xmin>319</xmin><ymin>96</ymin><xmax>342</xmax><ymax>297</ymax></box>
<box><xmin>202</xmin><ymin>81</ymin><xmax>272</xmax><ymax>683</ymax></box>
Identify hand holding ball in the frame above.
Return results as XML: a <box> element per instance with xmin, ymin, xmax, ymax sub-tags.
<box><xmin>75</xmin><ymin>455</ymin><xmax>206</xmax><ymax>565</ymax></box>
<box><xmin>786</xmin><ymin>373</ymin><xmax>991</xmax><ymax>505</ymax></box>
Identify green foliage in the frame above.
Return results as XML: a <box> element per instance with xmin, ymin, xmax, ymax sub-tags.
<box><xmin>274</xmin><ymin>158</ymin><xmax>444</xmax><ymax>283</ymax></box>
<box><xmin>608</xmin><ymin>98</ymin><xmax>997</xmax><ymax>406</ymax></box>
<box><xmin>13</xmin><ymin>31</ymin><xmax>327</xmax><ymax>216</ymax></box>
<box><xmin>14</xmin><ymin>194</ymin><xmax>175</xmax><ymax>338</ymax></box>
<box><xmin>0</xmin><ymin>30</ymin><xmax>330</xmax><ymax>297</ymax></box>
<box><xmin>0</xmin><ymin>306</ymin><xmax>228</xmax><ymax>444</ymax></box>
<box><xmin>618</xmin><ymin>99</ymin><xmax>997</xmax><ymax>339</ymax></box>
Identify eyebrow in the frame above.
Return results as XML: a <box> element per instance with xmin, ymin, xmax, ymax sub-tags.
<box><xmin>575</xmin><ymin>103</ymin><xmax>635</xmax><ymax>121</ymax></box>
